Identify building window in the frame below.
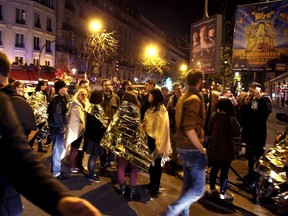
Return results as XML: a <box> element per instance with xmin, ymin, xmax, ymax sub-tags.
<box><xmin>15</xmin><ymin>33</ymin><xmax>24</xmax><ymax>48</ymax></box>
<box><xmin>45</xmin><ymin>60</ymin><xmax>50</xmax><ymax>66</ymax></box>
<box><xmin>34</xmin><ymin>37</ymin><xmax>40</xmax><ymax>50</ymax></box>
<box><xmin>0</xmin><ymin>31</ymin><xmax>2</xmax><ymax>46</ymax></box>
<box><xmin>46</xmin><ymin>40</ymin><xmax>52</xmax><ymax>52</ymax></box>
<box><xmin>33</xmin><ymin>58</ymin><xmax>39</xmax><ymax>66</ymax></box>
<box><xmin>0</xmin><ymin>5</ymin><xmax>3</xmax><ymax>20</ymax></box>
<box><xmin>46</xmin><ymin>18</ymin><xmax>52</xmax><ymax>32</ymax></box>
<box><xmin>34</xmin><ymin>13</ymin><xmax>41</xmax><ymax>28</ymax></box>
<box><xmin>15</xmin><ymin>56</ymin><xmax>23</xmax><ymax>65</ymax></box>
<box><xmin>16</xmin><ymin>8</ymin><xmax>25</xmax><ymax>24</ymax></box>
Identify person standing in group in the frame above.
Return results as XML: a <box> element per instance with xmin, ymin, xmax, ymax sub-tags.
<box><xmin>64</xmin><ymin>88</ymin><xmax>89</xmax><ymax>173</ymax></box>
<box><xmin>140</xmin><ymin>79</ymin><xmax>156</xmax><ymax>120</ymax></box>
<box><xmin>161</xmin><ymin>86</ymin><xmax>172</xmax><ymax>108</ymax></box>
<box><xmin>0</xmin><ymin>91</ymin><xmax>101</xmax><ymax>216</ymax></box>
<box><xmin>207</xmin><ymin>98</ymin><xmax>241</xmax><ymax>200</ymax></box>
<box><xmin>0</xmin><ymin>52</ymin><xmax>37</xmax><ymax>140</ymax></box>
<box><xmin>101</xmin><ymin>89</ymin><xmax>150</xmax><ymax>200</ymax></box>
<box><xmin>143</xmin><ymin>88</ymin><xmax>172</xmax><ymax>195</ymax></box>
<box><xmin>161</xmin><ymin>69</ymin><xmax>206</xmax><ymax>216</ymax></box>
<box><xmin>11</xmin><ymin>80</ymin><xmax>29</xmax><ymax>98</ymax></box>
<box><xmin>239</xmin><ymin>82</ymin><xmax>272</xmax><ymax>183</ymax></box>
<box><xmin>83</xmin><ymin>90</ymin><xmax>108</xmax><ymax>183</ymax></box>
<box><xmin>47</xmin><ymin>80</ymin><xmax>70</xmax><ymax>182</ymax></box>
<box><xmin>166</xmin><ymin>82</ymin><xmax>183</xmax><ymax>173</ymax></box>
<box><xmin>100</xmin><ymin>79</ymin><xmax>121</xmax><ymax>170</ymax></box>
<box><xmin>27</xmin><ymin>80</ymin><xmax>49</xmax><ymax>152</ymax></box>
<box><xmin>117</xmin><ymin>80</ymin><xmax>132</xmax><ymax>101</ymax></box>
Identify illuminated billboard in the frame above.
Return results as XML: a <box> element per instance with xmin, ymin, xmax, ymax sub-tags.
<box><xmin>232</xmin><ymin>0</ymin><xmax>288</xmax><ymax>72</ymax></box>
<box><xmin>190</xmin><ymin>14</ymin><xmax>222</xmax><ymax>74</ymax></box>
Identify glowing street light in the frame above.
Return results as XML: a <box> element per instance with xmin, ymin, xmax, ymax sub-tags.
<box><xmin>145</xmin><ymin>45</ymin><xmax>158</xmax><ymax>57</ymax></box>
<box><xmin>180</xmin><ymin>64</ymin><xmax>188</xmax><ymax>72</ymax></box>
<box><xmin>89</xmin><ymin>19</ymin><xmax>102</xmax><ymax>33</ymax></box>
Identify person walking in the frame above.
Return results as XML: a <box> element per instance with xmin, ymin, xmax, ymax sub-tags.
<box><xmin>161</xmin><ymin>69</ymin><xmax>206</xmax><ymax>216</ymax></box>
<box><xmin>239</xmin><ymin>82</ymin><xmax>272</xmax><ymax>183</ymax></box>
<box><xmin>143</xmin><ymin>88</ymin><xmax>172</xmax><ymax>195</ymax></box>
<box><xmin>207</xmin><ymin>98</ymin><xmax>241</xmax><ymax>200</ymax></box>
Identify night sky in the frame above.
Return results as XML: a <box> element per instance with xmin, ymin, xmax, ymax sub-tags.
<box><xmin>127</xmin><ymin>0</ymin><xmax>261</xmax><ymax>37</ymax></box>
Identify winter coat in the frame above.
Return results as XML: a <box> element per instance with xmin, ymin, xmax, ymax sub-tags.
<box><xmin>207</xmin><ymin>111</ymin><xmax>241</xmax><ymax>161</ymax></box>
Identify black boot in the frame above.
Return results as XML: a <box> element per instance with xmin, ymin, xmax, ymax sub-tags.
<box><xmin>38</xmin><ymin>142</ymin><xmax>48</xmax><ymax>153</ymax></box>
<box><xmin>128</xmin><ymin>186</ymin><xmax>137</xmax><ymax>201</ymax></box>
<box><xmin>119</xmin><ymin>183</ymin><xmax>126</xmax><ymax>196</ymax></box>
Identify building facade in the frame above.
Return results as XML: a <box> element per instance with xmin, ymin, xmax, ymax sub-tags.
<box><xmin>0</xmin><ymin>0</ymin><xmax>188</xmax><ymax>83</ymax></box>
<box><xmin>0</xmin><ymin>0</ymin><xmax>56</xmax><ymax>67</ymax></box>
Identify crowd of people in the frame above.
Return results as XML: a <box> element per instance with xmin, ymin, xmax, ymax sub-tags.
<box><xmin>0</xmin><ymin>49</ymin><xmax>273</xmax><ymax>215</ymax></box>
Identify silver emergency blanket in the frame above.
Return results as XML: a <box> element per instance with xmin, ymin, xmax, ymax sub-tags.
<box><xmin>27</xmin><ymin>91</ymin><xmax>48</xmax><ymax>125</ymax></box>
<box><xmin>100</xmin><ymin>101</ymin><xmax>153</xmax><ymax>172</ymax></box>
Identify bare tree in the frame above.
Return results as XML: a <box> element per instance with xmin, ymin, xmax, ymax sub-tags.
<box><xmin>80</xmin><ymin>31</ymin><xmax>118</xmax><ymax>73</ymax></box>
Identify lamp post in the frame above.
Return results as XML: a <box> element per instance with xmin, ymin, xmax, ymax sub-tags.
<box><xmin>38</xmin><ymin>39</ymin><xmax>55</xmax><ymax>80</ymax></box>
<box><xmin>84</xmin><ymin>19</ymin><xmax>103</xmax><ymax>78</ymax></box>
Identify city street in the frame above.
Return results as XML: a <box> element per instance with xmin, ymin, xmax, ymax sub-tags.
<box><xmin>21</xmin><ymin>105</ymin><xmax>287</xmax><ymax>216</ymax></box>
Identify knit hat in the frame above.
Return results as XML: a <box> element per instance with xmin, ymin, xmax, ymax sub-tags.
<box><xmin>54</xmin><ymin>80</ymin><xmax>66</xmax><ymax>93</ymax></box>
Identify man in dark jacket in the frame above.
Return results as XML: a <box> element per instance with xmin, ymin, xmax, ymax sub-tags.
<box><xmin>0</xmin><ymin>52</ymin><xmax>37</xmax><ymax>215</ymax></box>
<box><xmin>0</xmin><ymin>91</ymin><xmax>101</xmax><ymax>216</ymax></box>
<box><xmin>239</xmin><ymin>82</ymin><xmax>272</xmax><ymax>181</ymax></box>
<box><xmin>48</xmin><ymin>80</ymin><xmax>69</xmax><ymax>182</ymax></box>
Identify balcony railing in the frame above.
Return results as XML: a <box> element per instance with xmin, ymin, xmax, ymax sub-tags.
<box><xmin>46</xmin><ymin>49</ymin><xmax>52</xmax><ymax>53</ymax></box>
<box><xmin>33</xmin><ymin>0</ymin><xmax>55</xmax><ymax>10</ymax></box>
<box><xmin>34</xmin><ymin>46</ymin><xmax>40</xmax><ymax>50</ymax></box>
<box><xmin>46</xmin><ymin>27</ymin><xmax>53</xmax><ymax>32</ymax></box>
<box><xmin>16</xmin><ymin>19</ymin><xmax>25</xmax><ymax>25</ymax></box>
<box><xmin>0</xmin><ymin>41</ymin><xmax>2</xmax><ymax>46</ymax></box>
<box><xmin>15</xmin><ymin>43</ymin><xmax>25</xmax><ymax>48</ymax></box>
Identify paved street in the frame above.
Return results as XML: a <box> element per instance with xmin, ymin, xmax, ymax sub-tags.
<box><xmin>21</xmin><ymin>105</ymin><xmax>287</xmax><ymax>216</ymax></box>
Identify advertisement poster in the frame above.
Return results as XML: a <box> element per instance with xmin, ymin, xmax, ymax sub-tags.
<box><xmin>232</xmin><ymin>0</ymin><xmax>288</xmax><ymax>72</ymax></box>
<box><xmin>190</xmin><ymin>14</ymin><xmax>222</xmax><ymax>74</ymax></box>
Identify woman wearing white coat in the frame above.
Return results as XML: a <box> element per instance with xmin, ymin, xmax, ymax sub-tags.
<box><xmin>64</xmin><ymin>88</ymin><xmax>89</xmax><ymax>172</ymax></box>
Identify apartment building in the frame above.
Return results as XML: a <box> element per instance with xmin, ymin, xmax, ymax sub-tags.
<box><xmin>0</xmin><ymin>0</ymin><xmax>56</xmax><ymax>67</ymax></box>
<box><xmin>0</xmin><ymin>0</ymin><xmax>187</xmax><ymax>82</ymax></box>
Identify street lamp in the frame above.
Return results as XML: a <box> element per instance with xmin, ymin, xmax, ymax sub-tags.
<box><xmin>180</xmin><ymin>64</ymin><xmax>188</xmax><ymax>73</ymax></box>
<box><xmin>145</xmin><ymin>45</ymin><xmax>158</xmax><ymax>57</ymax></box>
<box><xmin>38</xmin><ymin>39</ymin><xmax>55</xmax><ymax>80</ymax></box>
<box><xmin>89</xmin><ymin>19</ymin><xmax>102</xmax><ymax>33</ymax></box>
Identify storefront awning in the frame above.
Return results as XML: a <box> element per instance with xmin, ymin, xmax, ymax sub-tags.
<box><xmin>10</xmin><ymin>69</ymin><xmax>56</xmax><ymax>83</ymax></box>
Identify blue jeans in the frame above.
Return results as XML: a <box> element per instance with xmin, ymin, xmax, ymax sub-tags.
<box><xmin>165</xmin><ymin>149</ymin><xmax>206</xmax><ymax>216</ymax></box>
<box><xmin>50</xmin><ymin>127</ymin><xmax>65</xmax><ymax>177</ymax></box>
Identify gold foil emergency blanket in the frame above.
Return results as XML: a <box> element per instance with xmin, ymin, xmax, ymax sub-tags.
<box><xmin>27</xmin><ymin>91</ymin><xmax>48</xmax><ymax>125</ymax></box>
<box><xmin>100</xmin><ymin>101</ymin><xmax>152</xmax><ymax>172</ymax></box>
<box><xmin>86</xmin><ymin>104</ymin><xmax>109</xmax><ymax>128</ymax></box>
<box><xmin>255</xmin><ymin>139</ymin><xmax>288</xmax><ymax>184</ymax></box>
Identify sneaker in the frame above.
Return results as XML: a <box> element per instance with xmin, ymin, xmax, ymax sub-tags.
<box><xmin>55</xmin><ymin>174</ymin><xmax>70</xmax><ymax>182</ymax></box>
<box><xmin>88</xmin><ymin>175</ymin><xmax>101</xmax><ymax>183</ymax></box>
<box><xmin>220</xmin><ymin>192</ymin><xmax>234</xmax><ymax>200</ymax></box>
<box><xmin>69</xmin><ymin>167</ymin><xmax>79</xmax><ymax>173</ymax></box>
